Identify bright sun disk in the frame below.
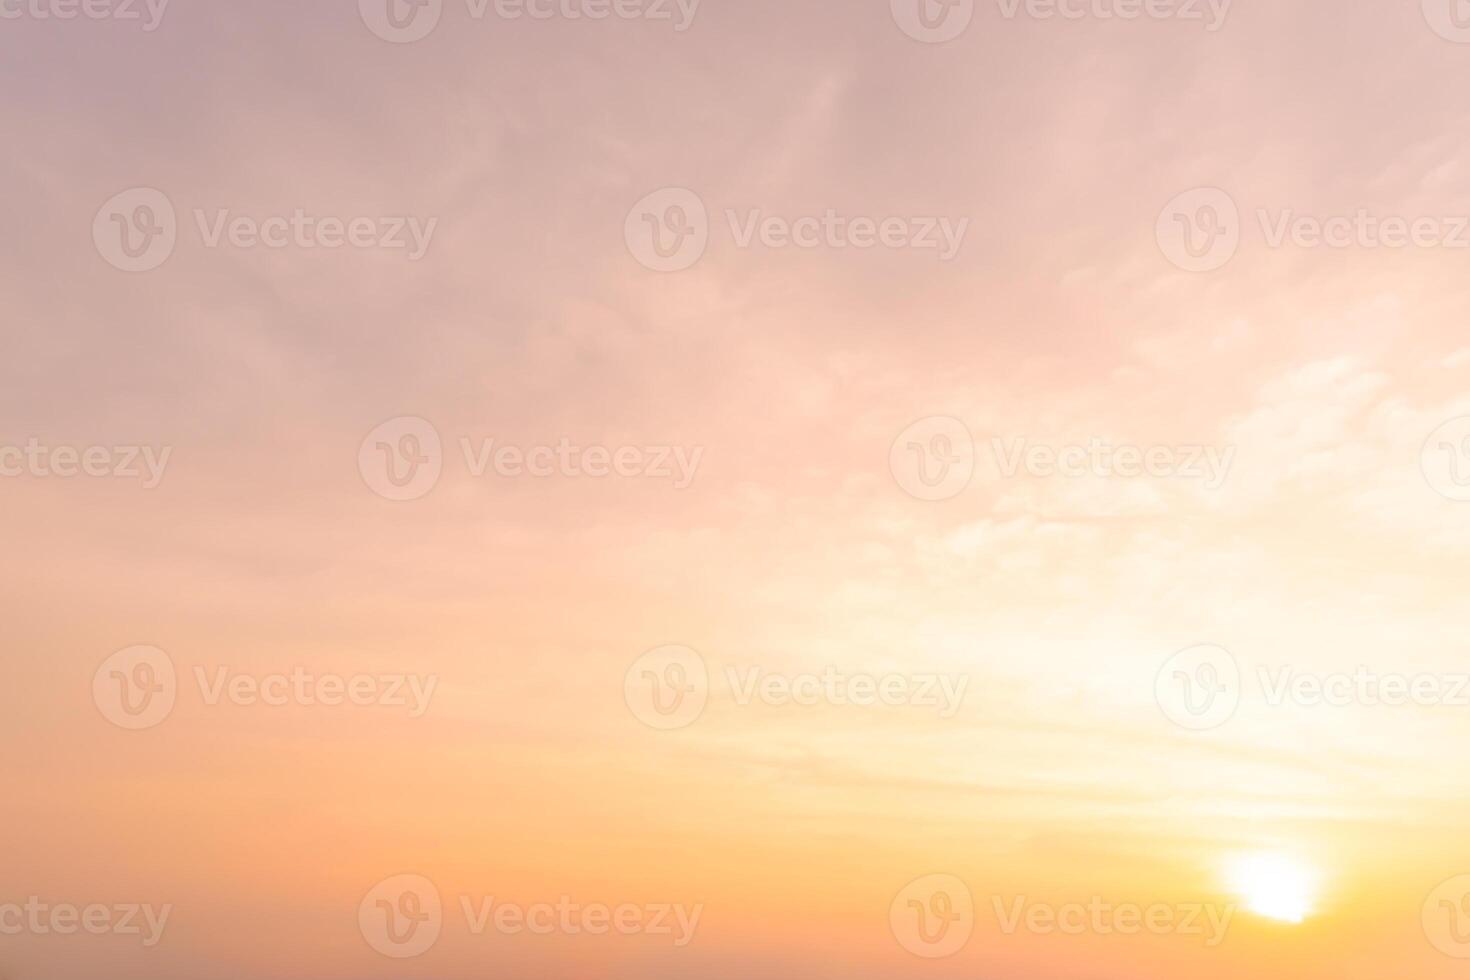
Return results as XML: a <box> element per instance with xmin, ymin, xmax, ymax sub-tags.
<box><xmin>1225</xmin><ymin>853</ymin><xmax>1320</xmax><ymax>924</ymax></box>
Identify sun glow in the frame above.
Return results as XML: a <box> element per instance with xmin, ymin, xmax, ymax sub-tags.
<box><xmin>1226</xmin><ymin>853</ymin><xmax>1321</xmax><ymax>924</ymax></box>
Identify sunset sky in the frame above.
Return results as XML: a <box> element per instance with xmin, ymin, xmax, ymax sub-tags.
<box><xmin>4</xmin><ymin>1</ymin><xmax>1470</xmax><ymax>977</ymax></box>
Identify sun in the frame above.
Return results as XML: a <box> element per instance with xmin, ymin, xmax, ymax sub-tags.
<box><xmin>1225</xmin><ymin>853</ymin><xmax>1321</xmax><ymax>924</ymax></box>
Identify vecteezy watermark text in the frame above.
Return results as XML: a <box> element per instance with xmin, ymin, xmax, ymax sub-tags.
<box><xmin>890</xmin><ymin>417</ymin><xmax>1235</xmax><ymax>502</ymax></box>
<box><xmin>1156</xmin><ymin>644</ymin><xmax>1470</xmax><ymax>731</ymax></box>
<box><xmin>0</xmin><ymin>439</ymin><xmax>170</xmax><ymax>488</ymax></box>
<box><xmin>358</xmin><ymin>416</ymin><xmax>704</xmax><ymax>501</ymax></box>
<box><xmin>0</xmin><ymin>899</ymin><xmax>171</xmax><ymax>947</ymax></box>
<box><xmin>623</xmin><ymin>645</ymin><xmax>971</xmax><ymax>730</ymax></box>
<box><xmin>890</xmin><ymin>0</ymin><xmax>1230</xmax><ymax>43</ymax></box>
<box><xmin>1158</xmin><ymin>187</ymin><xmax>1470</xmax><ymax>272</ymax></box>
<box><xmin>93</xmin><ymin>188</ymin><xmax>437</xmax><ymax>272</ymax></box>
<box><xmin>358</xmin><ymin>0</ymin><xmax>701</xmax><ymax>43</ymax></box>
<box><xmin>624</xmin><ymin>188</ymin><xmax>969</xmax><ymax>272</ymax></box>
<box><xmin>93</xmin><ymin>646</ymin><xmax>438</xmax><ymax>730</ymax></box>
<box><xmin>358</xmin><ymin>874</ymin><xmax>701</xmax><ymax>959</ymax></box>
<box><xmin>0</xmin><ymin>0</ymin><xmax>169</xmax><ymax>30</ymax></box>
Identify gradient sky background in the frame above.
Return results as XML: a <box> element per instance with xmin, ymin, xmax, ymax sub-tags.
<box><xmin>4</xmin><ymin>0</ymin><xmax>1470</xmax><ymax>977</ymax></box>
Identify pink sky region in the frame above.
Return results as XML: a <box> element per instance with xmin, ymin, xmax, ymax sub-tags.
<box><xmin>4</xmin><ymin>0</ymin><xmax>1470</xmax><ymax>977</ymax></box>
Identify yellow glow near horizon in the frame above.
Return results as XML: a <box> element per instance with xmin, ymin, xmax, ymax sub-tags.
<box><xmin>1227</xmin><ymin>854</ymin><xmax>1321</xmax><ymax>924</ymax></box>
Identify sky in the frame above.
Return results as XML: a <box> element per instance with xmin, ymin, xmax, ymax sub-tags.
<box><xmin>3</xmin><ymin>0</ymin><xmax>1470</xmax><ymax>977</ymax></box>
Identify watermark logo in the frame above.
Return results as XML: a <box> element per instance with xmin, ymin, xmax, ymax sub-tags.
<box><xmin>891</xmin><ymin>0</ymin><xmax>974</xmax><ymax>43</ymax></box>
<box><xmin>0</xmin><ymin>0</ymin><xmax>170</xmax><ymax>30</ymax></box>
<box><xmin>1422</xmin><ymin>417</ymin><xmax>1470</xmax><ymax>502</ymax></box>
<box><xmin>890</xmin><ymin>416</ymin><xmax>976</xmax><ymax>501</ymax></box>
<box><xmin>359</xmin><ymin>416</ymin><xmax>444</xmax><ymax>502</ymax></box>
<box><xmin>625</xmin><ymin>187</ymin><xmax>709</xmax><ymax>272</ymax></box>
<box><xmin>624</xmin><ymin>645</ymin><xmax>709</xmax><ymax>730</ymax></box>
<box><xmin>0</xmin><ymin>899</ymin><xmax>172</xmax><ymax>947</ymax></box>
<box><xmin>1423</xmin><ymin>0</ymin><xmax>1470</xmax><ymax>42</ymax></box>
<box><xmin>93</xmin><ymin>187</ymin><xmax>176</xmax><ymax>273</ymax></box>
<box><xmin>359</xmin><ymin>0</ymin><xmax>443</xmax><ymax>42</ymax></box>
<box><xmin>93</xmin><ymin>646</ymin><xmax>177</xmax><ymax>731</ymax></box>
<box><xmin>995</xmin><ymin>0</ymin><xmax>1230</xmax><ymax>29</ymax></box>
<box><xmin>1157</xmin><ymin>187</ymin><xmax>1239</xmax><ymax>272</ymax></box>
<box><xmin>1155</xmin><ymin>644</ymin><xmax>1240</xmax><ymax>731</ymax></box>
<box><xmin>1424</xmin><ymin>875</ymin><xmax>1470</xmax><ymax>957</ymax></box>
<box><xmin>891</xmin><ymin>874</ymin><xmax>974</xmax><ymax>958</ymax></box>
<box><xmin>0</xmin><ymin>439</ymin><xmax>172</xmax><ymax>488</ymax></box>
<box><xmin>992</xmin><ymin>895</ymin><xmax>1233</xmax><ymax>945</ymax></box>
<box><xmin>992</xmin><ymin>437</ymin><xmax>1233</xmax><ymax>488</ymax></box>
<box><xmin>360</xmin><ymin>874</ymin><xmax>443</xmax><ymax>959</ymax></box>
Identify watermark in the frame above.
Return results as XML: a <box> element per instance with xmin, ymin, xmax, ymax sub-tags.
<box><xmin>1160</xmin><ymin>187</ymin><xmax>1470</xmax><ymax>271</ymax></box>
<box><xmin>996</xmin><ymin>0</ymin><xmax>1229</xmax><ymax>29</ymax></box>
<box><xmin>358</xmin><ymin>0</ymin><xmax>701</xmax><ymax>43</ymax></box>
<box><xmin>624</xmin><ymin>647</ymin><xmax>970</xmax><ymax>730</ymax></box>
<box><xmin>1156</xmin><ymin>187</ymin><xmax>1240</xmax><ymax>272</ymax></box>
<box><xmin>993</xmin><ymin>895</ymin><xmax>1234</xmax><ymax>946</ymax></box>
<box><xmin>1157</xmin><ymin>646</ymin><xmax>1470</xmax><ymax>731</ymax></box>
<box><xmin>1155</xmin><ymin>644</ymin><xmax>1241</xmax><ymax>731</ymax></box>
<box><xmin>991</xmin><ymin>436</ymin><xmax>1233</xmax><ymax>488</ymax></box>
<box><xmin>0</xmin><ymin>899</ymin><xmax>171</xmax><ymax>947</ymax></box>
<box><xmin>0</xmin><ymin>0</ymin><xmax>169</xmax><ymax>30</ymax></box>
<box><xmin>1423</xmin><ymin>417</ymin><xmax>1470</xmax><ymax>502</ymax></box>
<box><xmin>359</xmin><ymin>875</ymin><xmax>702</xmax><ymax>959</ymax></box>
<box><xmin>624</xmin><ymin>188</ymin><xmax>969</xmax><ymax>272</ymax></box>
<box><xmin>0</xmin><ymin>438</ymin><xmax>171</xmax><ymax>488</ymax></box>
<box><xmin>1423</xmin><ymin>0</ymin><xmax>1470</xmax><ymax>43</ymax></box>
<box><xmin>891</xmin><ymin>0</ymin><xmax>1229</xmax><ymax>42</ymax></box>
<box><xmin>1258</xmin><ymin>666</ymin><xmax>1470</xmax><ymax>709</ymax></box>
<box><xmin>890</xmin><ymin>416</ymin><xmax>976</xmax><ymax>501</ymax></box>
<box><xmin>890</xmin><ymin>417</ymin><xmax>1234</xmax><ymax>501</ymax></box>
<box><xmin>93</xmin><ymin>646</ymin><xmax>439</xmax><ymax>730</ymax></box>
<box><xmin>890</xmin><ymin>875</ymin><xmax>974</xmax><ymax>958</ymax></box>
<box><xmin>1424</xmin><ymin>875</ymin><xmax>1470</xmax><ymax>958</ymax></box>
<box><xmin>359</xmin><ymin>416</ymin><xmax>704</xmax><ymax>502</ymax></box>
<box><xmin>727</xmin><ymin>666</ymin><xmax>968</xmax><ymax>718</ymax></box>
<box><xmin>93</xmin><ymin>188</ymin><xmax>437</xmax><ymax>272</ymax></box>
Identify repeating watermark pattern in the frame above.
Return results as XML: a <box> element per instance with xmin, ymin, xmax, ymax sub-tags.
<box><xmin>727</xmin><ymin>666</ymin><xmax>969</xmax><ymax>718</ymax></box>
<box><xmin>1258</xmin><ymin>667</ymin><xmax>1470</xmax><ymax>709</ymax></box>
<box><xmin>1160</xmin><ymin>187</ymin><xmax>1470</xmax><ymax>271</ymax></box>
<box><xmin>1155</xmin><ymin>644</ymin><xmax>1241</xmax><ymax>731</ymax></box>
<box><xmin>1156</xmin><ymin>188</ymin><xmax>1240</xmax><ymax>272</ymax></box>
<box><xmin>93</xmin><ymin>187</ymin><xmax>177</xmax><ymax>273</ymax></box>
<box><xmin>993</xmin><ymin>895</ymin><xmax>1234</xmax><ymax>946</ymax></box>
<box><xmin>360</xmin><ymin>875</ymin><xmax>443</xmax><ymax>959</ymax></box>
<box><xmin>997</xmin><ymin>0</ymin><xmax>1229</xmax><ymax>28</ymax></box>
<box><xmin>625</xmin><ymin>188</ymin><xmax>969</xmax><ymax>272</ymax></box>
<box><xmin>890</xmin><ymin>876</ymin><xmax>1233</xmax><ymax>958</ymax></box>
<box><xmin>93</xmin><ymin>188</ymin><xmax>437</xmax><ymax>272</ymax></box>
<box><xmin>624</xmin><ymin>645</ymin><xmax>710</xmax><ymax>731</ymax></box>
<box><xmin>891</xmin><ymin>417</ymin><xmax>1234</xmax><ymax>501</ymax></box>
<box><xmin>1157</xmin><ymin>646</ymin><xmax>1470</xmax><ymax>731</ymax></box>
<box><xmin>359</xmin><ymin>874</ymin><xmax>701</xmax><ymax>959</ymax></box>
<box><xmin>0</xmin><ymin>438</ymin><xmax>171</xmax><ymax>488</ymax></box>
<box><xmin>890</xmin><ymin>416</ymin><xmax>977</xmax><ymax>501</ymax></box>
<box><xmin>1424</xmin><ymin>875</ymin><xmax>1470</xmax><ymax>958</ymax></box>
<box><xmin>93</xmin><ymin>646</ymin><xmax>178</xmax><ymax>731</ymax></box>
<box><xmin>358</xmin><ymin>0</ymin><xmax>701</xmax><ymax>43</ymax></box>
<box><xmin>0</xmin><ymin>0</ymin><xmax>169</xmax><ymax>30</ymax></box>
<box><xmin>1423</xmin><ymin>417</ymin><xmax>1470</xmax><ymax>502</ymax></box>
<box><xmin>1423</xmin><ymin>0</ymin><xmax>1470</xmax><ymax>43</ymax></box>
<box><xmin>890</xmin><ymin>875</ymin><xmax>975</xmax><ymax>959</ymax></box>
<box><xmin>892</xmin><ymin>0</ymin><xmax>1229</xmax><ymax>42</ymax></box>
<box><xmin>359</xmin><ymin>416</ymin><xmax>704</xmax><ymax>502</ymax></box>
<box><xmin>0</xmin><ymin>899</ymin><xmax>172</xmax><ymax>947</ymax></box>
<box><xmin>93</xmin><ymin>646</ymin><xmax>439</xmax><ymax>730</ymax></box>
<box><xmin>624</xmin><ymin>647</ymin><xmax>970</xmax><ymax>730</ymax></box>
<box><xmin>992</xmin><ymin>436</ymin><xmax>1234</xmax><ymax>488</ymax></box>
